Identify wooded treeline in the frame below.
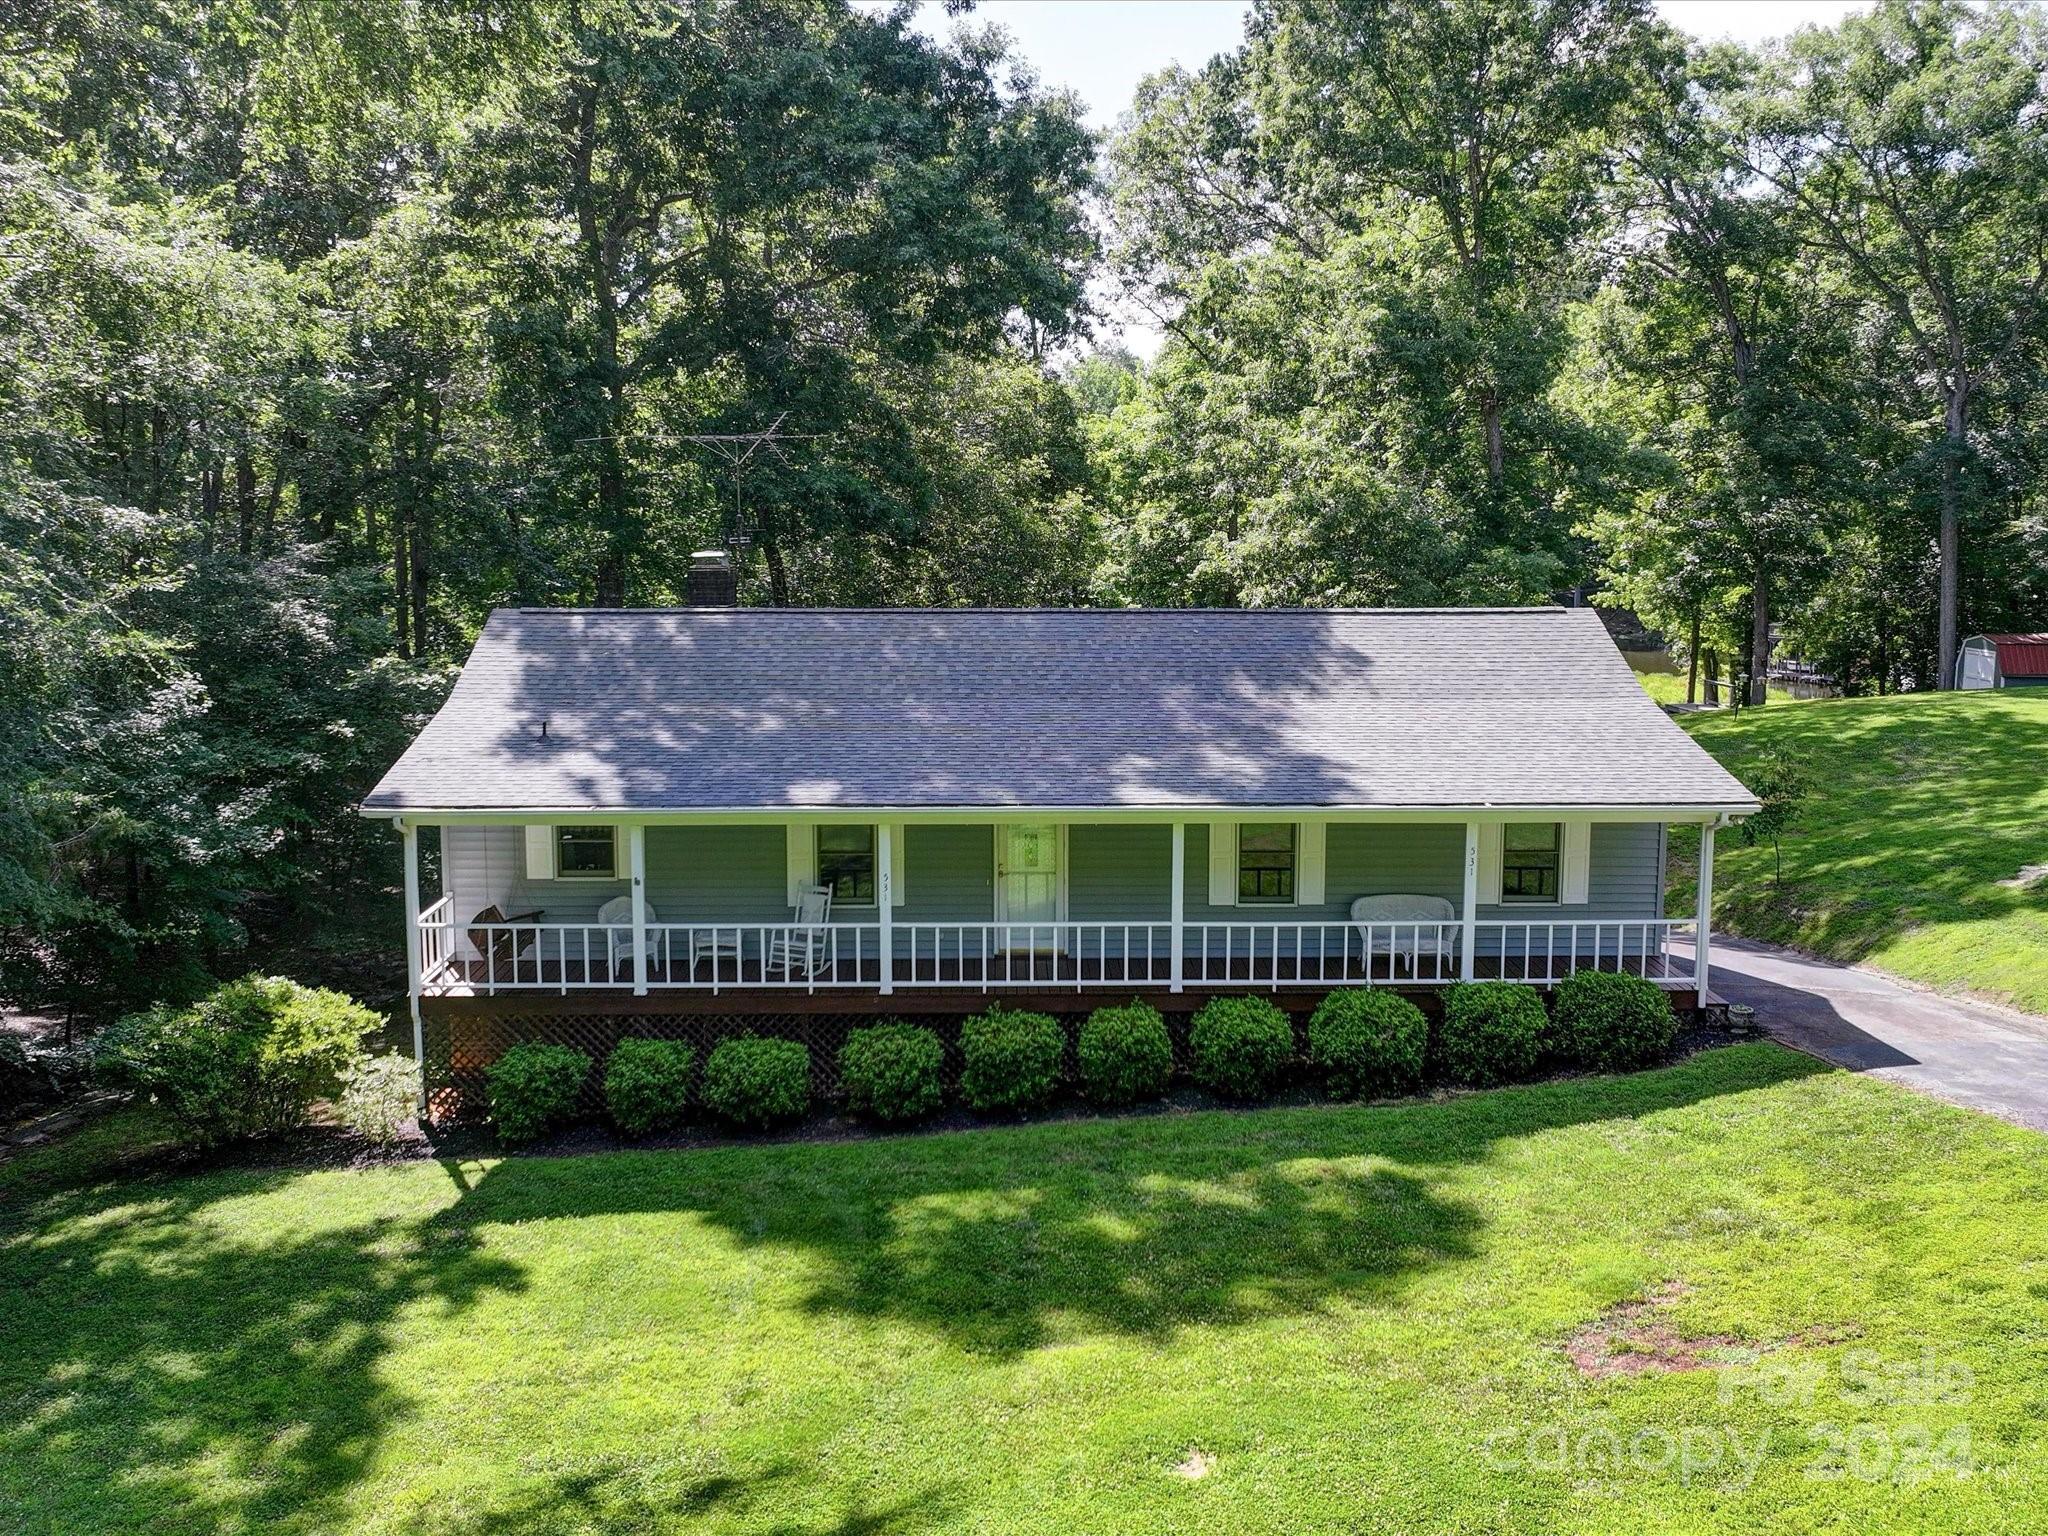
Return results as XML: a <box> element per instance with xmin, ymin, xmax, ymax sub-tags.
<box><xmin>3</xmin><ymin>0</ymin><xmax>2045</xmax><ymax>1014</ymax></box>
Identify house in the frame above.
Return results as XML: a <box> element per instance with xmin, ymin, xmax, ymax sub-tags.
<box><xmin>362</xmin><ymin>588</ymin><xmax>1757</xmax><ymax>1104</ymax></box>
<box><xmin>1958</xmin><ymin>633</ymin><xmax>2048</xmax><ymax>689</ymax></box>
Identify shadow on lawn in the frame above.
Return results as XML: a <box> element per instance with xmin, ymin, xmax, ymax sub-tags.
<box><xmin>444</xmin><ymin>1045</ymin><xmax>1832</xmax><ymax>1358</ymax></box>
<box><xmin>422</xmin><ymin>1458</ymin><xmax>961</xmax><ymax>1536</ymax></box>
<box><xmin>0</xmin><ymin>1046</ymin><xmax>1831</xmax><ymax>1533</ymax></box>
<box><xmin>1682</xmin><ymin>695</ymin><xmax>2048</xmax><ymax>966</ymax></box>
<box><xmin>0</xmin><ymin>1168</ymin><xmax>525</xmax><ymax>1535</ymax></box>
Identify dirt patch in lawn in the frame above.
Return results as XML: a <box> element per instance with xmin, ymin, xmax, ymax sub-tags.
<box><xmin>1565</xmin><ymin>1282</ymin><xmax>1859</xmax><ymax>1379</ymax></box>
<box><xmin>1566</xmin><ymin>1283</ymin><xmax>1746</xmax><ymax>1378</ymax></box>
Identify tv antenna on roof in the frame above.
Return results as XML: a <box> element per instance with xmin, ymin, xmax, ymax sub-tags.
<box><xmin>664</xmin><ymin>412</ymin><xmax>830</xmax><ymax>553</ymax></box>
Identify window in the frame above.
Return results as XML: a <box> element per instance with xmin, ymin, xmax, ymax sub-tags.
<box><xmin>555</xmin><ymin>825</ymin><xmax>617</xmax><ymax>878</ymax></box>
<box><xmin>1237</xmin><ymin>822</ymin><xmax>1297</xmax><ymax>904</ymax></box>
<box><xmin>817</xmin><ymin>824</ymin><xmax>876</xmax><ymax>906</ymax></box>
<box><xmin>1501</xmin><ymin>822</ymin><xmax>1560</xmax><ymax>903</ymax></box>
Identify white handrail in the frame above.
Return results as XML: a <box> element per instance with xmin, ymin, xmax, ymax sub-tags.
<box><xmin>416</xmin><ymin>912</ymin><xmax>1699</xmax><ymax>993</ymax></box>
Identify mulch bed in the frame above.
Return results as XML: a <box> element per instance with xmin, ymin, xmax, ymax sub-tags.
<box><xmin>12</xmin><ymin>1016</ymin><xmax>1763</xmax><ymax>1181</ymax></box>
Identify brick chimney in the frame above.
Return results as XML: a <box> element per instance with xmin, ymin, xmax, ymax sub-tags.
<box><xmin>685</xmin><ymin>549</ymin><xmax>738</xmax><ymax>607</ymax></box>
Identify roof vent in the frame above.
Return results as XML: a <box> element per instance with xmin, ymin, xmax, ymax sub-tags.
<box><xmin>686</xmin><ymin>549</ymin><xmax>738</xmax><ymax>608</ymax></box>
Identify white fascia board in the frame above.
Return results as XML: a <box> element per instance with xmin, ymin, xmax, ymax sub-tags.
<box><xmin>364</xmin><ymin>801</ymin><xmax>1758</xmax><ymax>825</ymax></box>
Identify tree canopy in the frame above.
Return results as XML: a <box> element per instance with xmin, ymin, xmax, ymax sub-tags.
<box><xmin>4</xmin><ymin>0</ymin><xmax>2046</xmax><ymax>1013</ymax></box>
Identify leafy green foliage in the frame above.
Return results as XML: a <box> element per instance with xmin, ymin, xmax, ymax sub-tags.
<box><xmin>1435</xmin><ymin>982</ymin><xmax>1546</xmax><ymax>1086</ymax></box>
<box><xmin>94</xmin><ymin>974</ymin><xmax>376</xmax><ymax>1145</ymax></box>
<box><xmin>1305</xmin><ymin>989</ymin><xmax>1428</xmax><ymax>1100</ymax></box>
<box><xmin>602</xmin><ymin>1037</ymin><xmax>697</xmax><ymax>1138</ymax></box>
<box><xmin>1075</xmin><ymin>1001</ymin><xmax>1173</xmax><ymax>1106</ymax></box>
<box><xmin>336</xmin><ymin>1053</ymin><xmax>422</xmax><ymax>1146</ymax></box>
<box><xmin>1736</xmin><ymin>750</ymin><xmax>1809</xmax><ymax>885</ymax></box>
<box><xmin>1187</xmin><ymin>995</ymin><xmax>1294</xmax><ymax>1101</ymax></box>
<box><xmin>1549</xmin><ymin>971</ymin><xmax>1678</xmax><ymax>1072</ymax></box>
<box><xmin>838</xmin><ymin>1022</ymin><xmax>944</xmax><ymax>1125</ymax></box>
<box><xmin>700</xmin><ymin>1036</ymin><xmax>810</xmax><ymax>1130</ymax></box>
<box><xmin>958</xmin><ymin>1006</ymin><xmax>1064</xmax><ymax>1115</ymax></box>
<box><xmin>484</xmin><ymin>1042</ymin><xmax>592</xmax><ymax>1146</ymax></box>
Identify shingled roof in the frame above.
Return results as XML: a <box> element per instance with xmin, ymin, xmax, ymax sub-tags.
<box><xmin>361</xmin><ymin>606</ymin><xmax>1757</xmax><ymax>815</ymax></box>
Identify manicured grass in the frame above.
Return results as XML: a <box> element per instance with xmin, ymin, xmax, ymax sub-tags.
<box><xmin>1675</xmin><ymin>691</ymin><xmax>2048</xmax><ymax>1015</ymax></box>
<box><xmin>3</xmin><ymin>1047</ymin><xmax>2044</xmax><ymax>1534</ymax></box>
<box><xmin>1634</xmin><ymin>669</ymin><xmax>1693</xmax><ymax>706</ymax></box>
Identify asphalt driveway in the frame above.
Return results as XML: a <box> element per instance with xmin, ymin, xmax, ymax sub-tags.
<box><xmin>1702</xmin><ymin>935</ymin><xmax>2048</xmax><ymax>1133</ymax></box>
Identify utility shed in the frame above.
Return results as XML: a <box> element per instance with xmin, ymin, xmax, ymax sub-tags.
<box><xmin>1958</xmin><ymin>634</ymin><xmax>2048</xmax><ymax>689</ymax></box>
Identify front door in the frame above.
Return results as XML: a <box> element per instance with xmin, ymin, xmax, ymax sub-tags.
<box><xmin>997</xmin><ymin>823</ymin><xmax>1062</xmax><ymax>934</ymax></box>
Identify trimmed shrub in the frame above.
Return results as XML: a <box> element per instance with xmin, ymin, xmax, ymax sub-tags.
<box><xmin>1305</xmin><ymin>989</ymin><xmax>1428</xmax><ymax>1099</ymax></box>
<box><xmin>604</xmin><ymin>1037</ymin><xmax>697</xmax><ymax>1137</ymax></box>
<box><xmin>1435</xmin><ymin>982</ymin><xmax>1546</xmax><ymax>1086</ymax></box>
<box><xmin>486</xmin><ymin>1042</ymin><xmax>592</xmax><ymax>1145</ymax></box>
<box><xmin>959</xmin><ymin>1005</ymin><xmax>1064</xmax><ymax>1114</ymax></box>
<box><xmin>701</xmin><ymin>1036</ymin><xmax>810</xmax><ymax>1129</ymax></box>
<box><xmin>1551</xmin><ymin>970</ymin><xmax>1678</xmax><ymax>1071</ymax></box>
<box><xmin>1187</xmin><ymin>994</ymin><xmax>1294</xmax><ymax>1100</ymax></box>
<box><xmin>95</xmin><ymin>974</ymin><xmax>377</xmax><ymax>1146</ymax></box>
<box><xmin>839</xmin><ymin>1021</ymin><xmax>944</xmax><ymax>1124</ymax></box>
<box><xmin>1077</xmin><ymin>1001</ymin><xmax>1173</xmax><ymax>1106</ymax></box>
<box><xmin>337</xmin><ymin>1053</ymin><xmax>422</xmax><ymax>1145</ymax></box>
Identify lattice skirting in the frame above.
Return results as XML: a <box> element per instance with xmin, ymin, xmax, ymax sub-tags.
<box><xmin>421</xmin><ymin>1000</ymin><xmax>1321</xmax><ymax>1122</ymax></box>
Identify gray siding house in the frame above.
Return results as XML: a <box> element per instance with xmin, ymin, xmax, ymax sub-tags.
<box><xmin>364</xmin><ymin>604</ymin><xmax>1756</xmax><ymax>1070</ymax></box>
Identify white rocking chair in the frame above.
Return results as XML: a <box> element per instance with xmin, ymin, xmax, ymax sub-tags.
<box><xmin>767</xmin><ymin>885</ymin><xmax>834</xmax><ymax>979</ymax></box>
<box><xmin>598</xmin><ymin>894</ymin><xmax>660</xmax><ymax>981</ymax></box>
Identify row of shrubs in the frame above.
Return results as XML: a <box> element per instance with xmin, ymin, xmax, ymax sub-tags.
<box><xmin>485</xmin><ymin>970</ymin><xmax>1678</xmax><ymax>1145</ymax></box>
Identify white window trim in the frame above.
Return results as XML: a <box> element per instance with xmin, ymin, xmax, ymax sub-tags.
<box><xmin>551</xmin><ymin>824</ymin><xmax>621</xmax><ymax>881</ymax></box>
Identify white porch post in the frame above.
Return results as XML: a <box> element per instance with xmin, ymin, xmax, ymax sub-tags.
<box><xmin>1169</xmin><ymin>821</ymin><xmax>1186</xmax><ymax>993</ymax></box>
<box><xmin>1460</xmin><ymin>819</ymin><xmax>1479</xmax><ymax>982</ymax></box>
<box><xmin>877</xmin><ymin>820</ymin><xmax>894</xmax><ymax>995</ymax></box>
<box><xmin>400</xmin><ymin>819</ymin><xmax>424</xmax><ymax>1098</ymax></box>
<box><xmin>628</xmin><ymin>822</ymin><xmax>648</xmax><ymax>996</ymax></box>
<box><xmin>1696</xmin><ymin>820</ymin><xmax>1716</xmax><ymax>1008</ymax></box>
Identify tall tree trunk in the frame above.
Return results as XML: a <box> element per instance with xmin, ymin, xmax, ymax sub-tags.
<box><xmin>1703</xmin><ymin>647</ymin><xmax>1721</xmax><ymax>707</ymax></box>
<box><xmin>1481</xmin><ymin>388</ymin><xmax>1504</xmax><ymax>489</ymax></box>
<box><xmin>1935</xmin><ymin>385</ymin><xmax>1965</xmax><ymax>689</ymax></box>
<box><xmin>393</xmin><ymin>515</ymin><xmax>411</xmax><ymax>658</ymax></box>
<box><xmin>411</xmin><ymin>396</ymin><xmax>439</xmax><ymax>657</ymax></box>
<box><xmin>1748</xmin><ymin>568</ymin><xmax>1770</xmax><ymax>707</ymax></box>
<box><xmin>200</xmin><ymin>458</ymin><xmax>222</xmax><ymax>555</ymax></box>
<box><xmin>761</xmin><ymin>537</ymin><xmax>791</xmax><ymax>607</ymax></box>
<box><xmin>234</xmin><ymin>453</ymin><xmax>256</xmax><ymax>557</ymax></box>
<box><xmin>1686</xmin><ymin>607</ymin><xmax>1701</xmax><ymax>705</ymax></box>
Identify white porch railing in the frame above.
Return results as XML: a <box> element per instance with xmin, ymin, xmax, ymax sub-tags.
<box><xmin>1475</xmin><ymin>919</ymin><xmax>1698</xmax><ymax>986</ymax></box>
<box><xmin>418</xmin><ymin>912</ymin><xmax>1700</xmax><ymax>995</ymax></box>
<box><xmin>419</xmin><ymin>895</ymin><xmax>457</xmax><ymax>986</ymax></box>
<box><xmin>1183</xmin><ymin>921</ymin><xmax>1463</xmax><ymax>986</ymax></box>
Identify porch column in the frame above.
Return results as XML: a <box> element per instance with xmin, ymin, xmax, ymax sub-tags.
<box><xmin>627</xmin><ymin>823</ymin><xmax>649</xmax><ymax>995</ymax></box>
<box><xmin>400</xmin><ymin>819</ymin><xmax>424</xmax><ymax>1099</ymax></box>
<box><xmin>1169</xmin><ymin>821</ymin><xmax>1186</xmax><ymax>993</ymax></box>
<box><xmin>877</xmin><ymin>820</ymin><xmax>894</xmax><ymax>995</ymax></box>
<box><xmin>1460</xmin><ymin>819</ymin><xmax>1479</xmax><ymax>982</ymax></box>
<box><xmin>1696</xmin><ymin>821</ymin><xmax>1716</xmax><ymax>1008</ymax></box>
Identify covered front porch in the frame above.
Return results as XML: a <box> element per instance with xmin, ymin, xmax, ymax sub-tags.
<box><xmin>399</xmin><ymin>812</ymin><xmax>1722</xmax><ymax>1008</ymax></box>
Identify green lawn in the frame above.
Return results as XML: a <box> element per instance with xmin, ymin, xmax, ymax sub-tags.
<box><xmin>4</xmin><ymin>1047</ymin><xmax>2044</xmax><ymax>1535</ymax></box>
<box><xmin>1675</xmin><ymin>691</ymin><xmax>2048</xmax><ymax>1015</ymax></box>
<box><xmin>1635</xmin><ymin>668</ymin><xmax>1693</xmax><ymax>706</ymax></box>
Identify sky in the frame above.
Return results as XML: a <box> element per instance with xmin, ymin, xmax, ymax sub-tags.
<box><xmin>863</xmin><ymin>0</ymin><xmax>1871</xmax><ymax>349</ymax></box>
<box><xmin>882</xmin><ymin>1</ymin><xmax>1871</xmax><ymax>130</ymax></box>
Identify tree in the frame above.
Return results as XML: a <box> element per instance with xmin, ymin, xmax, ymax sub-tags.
<box><xmin>456</xmin><ymin>0</ymin><xmax>1095</xmax><ymax>605</ymax></box>
<box><xmin>1099</xmin><ymin>0</ymin><xmax>1667</xmax><ymax>606</ymax></box>
<box><xmin>1744</xmin><ymin>0</ymin><xmax>2048</xmax><ymax>689</ymax></box>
